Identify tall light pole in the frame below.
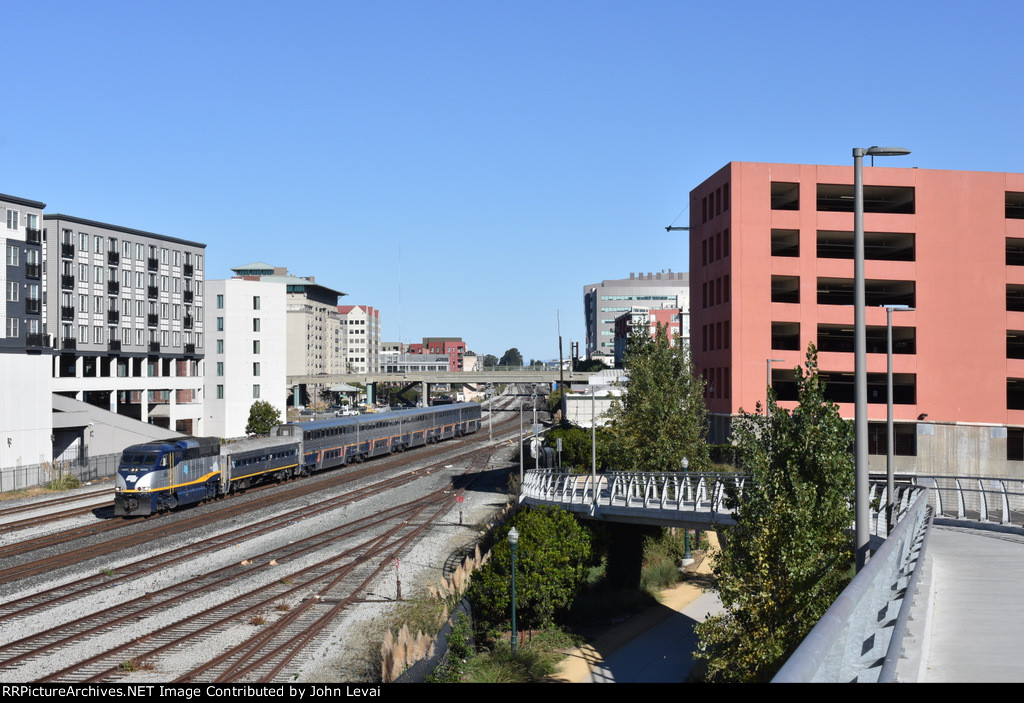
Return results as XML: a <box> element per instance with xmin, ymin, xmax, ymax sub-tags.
<box><xmin>854</xmin><ymin>146</ymin><xmax>911</xmax><ymax>571</ymax></box>
<box><xmin>766</xmin><ymin>358</ymin><xmax>784</xmax><ymax>411</ymax></box>
<box><xmin>508</xmin><ymin>526</ymin><xmax>519</xmax><ymax>653</ymax></box>
<box><xmin>882</xmin><ymin>304</ymin><xmax>914</xmax><ymax>535</ymax></box>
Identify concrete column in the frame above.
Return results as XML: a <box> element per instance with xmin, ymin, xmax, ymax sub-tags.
<box><xmin>108</xmin><ymin>390</ymin><xmax>116</xmax><ymax>413</ymax></box>
<box><xmin>366</xmin><ymin>382</ymin><xmax>375</xmax><ymax>405</ymax></box>
<box><xmin>421</xmin><ymin>381</ymin><xmax>428</xmax><ymax>407</ymax></box>
<box><xmin>139</xmin><ymin>389</ymin><xmax>149</xmax><ymax>424</ymax></box>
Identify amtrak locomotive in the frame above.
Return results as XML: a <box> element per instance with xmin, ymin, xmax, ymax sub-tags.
<box><xmin>114</xmin><ymin>403</ymin><xmax>481</xmax><ymax>517</ymax></box>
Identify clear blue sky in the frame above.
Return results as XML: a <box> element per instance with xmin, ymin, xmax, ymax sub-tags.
<box><xmin>4</xmin><ymin>1</ymin><xmax>1021</xmax><ymax>361</ymax></box>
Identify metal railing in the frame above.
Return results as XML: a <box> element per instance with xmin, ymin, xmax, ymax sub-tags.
<box><xmin>905</xmin><ymin>474</ymin><xmax>1024</xmax><ymax>527</ymax></box>
<box><xmin>773</xmin><ymin>483</ymin><xmax>931</xmax><ymax>683</ymax></box>
<box><xmin>0</xmin><ymin>452</ymin><xmax>121</xmax><ymax>493</ymax></box>
<box><xmin>521</xmin><ymin>469</ymin><xmax>745</xmax><ymax>525</ymax></box>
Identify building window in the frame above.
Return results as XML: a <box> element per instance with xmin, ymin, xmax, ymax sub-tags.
<box><xmin>253</xmin><ymin>296</ymin><xmax>260</xmax><ymax>310</ymax></box>
<box><xmin>253</xmin><ymin>318</ymin><xmax>261</xmax><ymax>332</ymax></box>
<box><xmin>216</xmin><ymin>339</ymin><xmax>224</xmax><ymax>354</ymax></box>
<box><xmin>253</xmin><ymin>384</ymin><xmax>261</xmax><ymax>399</ymax></box>
<box><xmin>5</xmin><ymin>318</ymin><xmax>18</xmax><ymax>337</ymax></box>
<box><xmin>216</xmin><ymin>294</ymin><xmax>224</xmax><ymax>309</ymax></box>
<box><xmin>217</xmin><ymin>317</ymin><xmax>224</xmax><ymax>331</ymax></box>
<box><xmin>253</xmin><ymin>362</ymin><xmax>261</xmax><ymax>376</ymax></box>
<box><xmin>253</xmin><ymin>340</ymin><xmax>260</xmax><ymax>354</ymax></box>
<box><xmin>6</xmin><ymin>282</ymin><xmax>18</xmax><ymax>302</ymax></box>
<box><xmin>6</xmin><ymin>244</ymin><xmax>18</xmax><ymax>266</ymax></box>
<box><xmin>216</xmin><ymin>362</ymin><xmax>224</xmax><ymax>376</ymax></box>
<box><xmin>216</xmin><ymin>384</ymin><xmax>224</xmax><ymax>400</ymax></box>
<box><xmin>6</xmin><ymin>210</ymin><xmax>18</xmax><ymax>230</ymax></box>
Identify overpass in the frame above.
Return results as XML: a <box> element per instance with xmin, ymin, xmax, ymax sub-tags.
<box><xmin>522</xmin><ymin>468</ymin><xmax>1024</xmax><ymax>682</ymax></box>
<box><xmin>288</xmin><ymin>368</ymin><xmax>597</xmax><ymax>405</ymax></box>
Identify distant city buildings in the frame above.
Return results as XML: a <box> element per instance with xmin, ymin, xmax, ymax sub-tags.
<box><xmin>584</xmin><ymin>271</ymin><xmax>690</xmax><ymax>366</ymax></box>
<box><xmin>406</xmin><ymin>337</ymin><xmax>466</xmax><ymax>372</ymax></box>
<box><xmin>337</xmin><ymin>304</ymin><xmax>381</xmax><ymax>374</ymax></box>
<box><xmin>612</xmin><ymin>306</ymin><xmax>687</xmax><ymax>367</ymax></box>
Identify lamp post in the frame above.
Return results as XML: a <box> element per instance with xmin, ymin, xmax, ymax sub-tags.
<box><xmin>882</xmin><ymin>304</ymin><xmax>914</xmax><ymax>535</ymax></box>
<box><xmin>591</xmin><ymin>384</ymin><xmax>597</xmax><ymax>508</ymax></box>
<box><xmin>854</xmin><ymin>146</ymin><xmax>911</xmax><ymax>571</ymax></box>
<box><xmin>508</xmin><ymin>526</ymin><xmax>519</xmax><ymax>653</ymax></box>
<box><xmin>766</xmin><ymin>358</ymin><xmax>784</xmax><ymax>411</ymax></box>
<box><xmin>681</xmin><ymin>457</ymin><xmax>694</xmax><ymax>566</ymax></box>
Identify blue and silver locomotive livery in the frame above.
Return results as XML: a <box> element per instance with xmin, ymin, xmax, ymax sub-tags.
<box><xmin>114</xmin><ymin>403</ymin><xmax>481</xmax><ymax>517</ymax></box>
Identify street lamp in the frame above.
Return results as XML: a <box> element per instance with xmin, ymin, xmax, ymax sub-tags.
<box><xmin>881</xmin><ymin>304</ymin><xmax>914</xmax><ymax>535</ymax></box>
<box><xmin>681</xmin><ymin>457</ymin><xmax>694</xmax><ymax>566</ymax></box>
<box><xmin>766</xmin><ymin>358</ymin><xmax>784</xmax><ymax>411</ymax></box>
<box><xmin>508</xmin><ymin>526</ymin><xmax>519</xmax><ymax>653</ymax></box>
<box><xmin>854</xmin><ymin>146</ymin><xmax>911</xmax><ymax>571</ymax></box>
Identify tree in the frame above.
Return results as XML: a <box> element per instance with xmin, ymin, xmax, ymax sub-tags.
<box><xmin>498</xmin><ymin>348</ymin><xmax>523</xmax><ymax>367</ymax></box>
<box><xmin>695</xmin><ymin>345</ymin><xmax>855</xmax><ymax>682</ymax></box>
<box><xmin>605</xmin><ymin>323</ymin><xmax>709</xmax><ymax>472</ymax></box>
<box><xmin>245</xmin><ymin>400</ymin><xmax>281</xmax><ymax>436</ymax></box>
<box><xmin>482</xmin><ymin>354</ymin><xmax>499</xmax><ymax>368</ymax></box>
<box><xmin>573</xmin><ymin>358</ymin><xmax>607</xmax><ymax>372</ymax></box>
<box><xmin>467</xmin><ymin>506</ymin><xmax>593</xmax><ymax>630</ymax></box>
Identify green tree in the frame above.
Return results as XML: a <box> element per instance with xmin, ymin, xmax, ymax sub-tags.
<box><xmin>245</xmin><ymin>400</ymin><xmax>281</xmax><ymax>436</ymax></box>
<box><xmin>468</xmin><ymin>506</ymin><xmax>593</xmax><ymax>630</ymax></box>
<box><xmin>573</xmin><ymin>358</ymin><xmax>606</xmax><ymax>372</ymax></box>
<box><xmin>545</xmin><ymin>423</ymin><xmax>615</xmax><ymax>472</ymax></box>
<box><xmin>605</xmin><ymin>323</ymin><xmax>709</xmax><ymax>472</ymax></box>
<box><xmin>499</xmin><ymin>348</ymin><xmax>523</xmax><ymax>367</ymax></box>
<box><xmin>695</xmin><ymin>345</ymin><xmax>855</xmax><ymax>682</ymax></box>
<box><xmin>482</xmin><ymin>354</ymin><xmax>499</xmax><ymax>368</ymax></box>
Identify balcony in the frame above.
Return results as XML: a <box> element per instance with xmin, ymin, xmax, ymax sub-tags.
<box><xmin>61</xmin><ymin>275</ymin><xmax>75</xmax><ymax>290</ymax></box>
<box><xmin>184</xmin><ymin>263</ymin><xmax>193</xmax><ymax>277</ymax></box>
<box><xmin>26</xmin><ymin>333</ymin><xmax>50</xmax><ymax>348</ymax></box>
<box><xmin>147</xmin><ymin>285</ymin><xmax>159</xmax><ymax>300</ymax></box>
<box><xmin>108</xmin><ymin>340</ymin><xmax>121</xmax><ymax>353</ymax></box>
<box><xmin>62</xmin><ymin>337</ymin><xmax>77</xmax><ymax>350</ymax></box>
<box><xmin>25</xmin><ymin>264</ymin><xmax>41</xmax><ymax>280</ymax></box>
<box><xmin>149</xmin><ymin>342</ymin><xmax>161</xmax><ymax>354</ymax></box>
<box><xmin>148</xmin><ymin>313</ymin><xmax>159</xmax><ymax>327</ymax></box>
<box><xmin>183</xmin><ymin>290</ymin><xmax>193</xmax><ymax>303</ymax></box>
<box><xmin>107</xmin><ymin>281</ymin><xmax>119</xmax><ymax>295</ymax></box>
<box><xmin>107</xmin><ymin>251</ymin><xmax>119</xmax><ymax>266</ymax></box>
<box><xmin>26</xmin><ymin>228</ymin><xmax>41</xmax><ymax>245</ymax></box>
<box><xmin>60</xmin><ymin>305</ymin><xmax>75</xmax><ymax>321</ymax></box>
<box><xmin>25</xmin><ymin>299</ymin><xmax>40</xmax><ymax>315</ymax></box>
<box><xmin>148</xmin><ymin>257</ymin><xmax>159</xmax><ymax>272</ymax></box>
<box><xmin>61</xmin><ymin>243</ymin><xmax>75</xmax><ymax>258</ymax></box>
<box><xmin>184</xmin><ymin>343</ymin><xmax>196</xmax><ymax>356</ymax></box>
<box><xmin>107</xmin><ymin>310</ymin><xmax>120</xmax><ymax>324</ymax></box>
<box><xmin>183</xmin><ymin>315</ymin><xmax>193</xmax><ymax>330</ymax></box>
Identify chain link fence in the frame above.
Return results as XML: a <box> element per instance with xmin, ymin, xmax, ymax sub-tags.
<box><xmin>0</xmin><ymin>452</ymin><xmax>121</xmax><ymax>493</ymax></box>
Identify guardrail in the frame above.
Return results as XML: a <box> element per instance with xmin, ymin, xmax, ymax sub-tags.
<box><xmin>905</xmin><ymin>474</ymin><xmax>1024</xmax><ymax>526</ymax></box>
<box><xmin>773</xmin><ymin>483</ymin><xmax>931</xmax><ymax>683</ymax></box>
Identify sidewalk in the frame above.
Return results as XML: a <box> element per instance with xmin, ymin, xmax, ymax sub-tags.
<box><xmin>550</xmin><ymin>544</ymin><xmax>724</xmax><ymax>683</ymax></box>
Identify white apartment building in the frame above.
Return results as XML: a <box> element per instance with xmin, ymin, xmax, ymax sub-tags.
<box><xmin>230</xmin><ymin>263</ymin><xmax>345</xmax><ymax>377</ymax></box>
<box><xmin>204</xmin><ymin>278</ymin><xmax>287</xmax><ymax>438</ymax></box>
<box><xmin>336</xmin><ymin>305</ymin><xmax>381</xmax><ymax>373</ymax></box>
<box><xmin>1</xmin><ymin>193</ymin><xmax>52</xmax><ymax>469</ymax></box>
<box><xmin>43</xmin><ymin>214</ymin><xmax>207</xmax><ymax>435</ymax></box>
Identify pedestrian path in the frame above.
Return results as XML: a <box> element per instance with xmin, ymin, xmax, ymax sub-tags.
<box><xmin>922</xmin><ymin>525</ymin><xmax>1024</xmax><ymax>683</ymax></box>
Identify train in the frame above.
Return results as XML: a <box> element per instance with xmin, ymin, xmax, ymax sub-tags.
<box><xmin>114</xmin><ymin>402</ymin><xmax>482</xmax><ymax>517</ymax></box>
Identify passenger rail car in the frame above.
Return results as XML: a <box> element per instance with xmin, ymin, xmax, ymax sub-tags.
<box><xmin>114</xmin><ymin>403</ymin><xmax>480</xmax><ymax>517</ymax></box>
<box><xmin>273</xmin><ymin>402</ymin><xmax>481</xmax><ymax>473</ymax></box>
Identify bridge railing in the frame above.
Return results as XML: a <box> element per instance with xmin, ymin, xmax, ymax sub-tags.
<box><xmin>773</xmin><ymin>482</ymin><xmax>931</xmax><ymax>683</ymax></box>
<box><xmin>902</xmin><ymin>474</ymin><xmax>1024</xmax><ymax>527</ymax></box>
<box><xmin>521</xmin><ymin>469</ymin><xmax>747</xmax><ymax>521</ymax></box>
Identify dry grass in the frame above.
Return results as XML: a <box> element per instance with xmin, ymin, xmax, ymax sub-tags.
<box><xmin>118</xmin><ymin>657</ymin><xmax>156</xmax><ymax>673</ymax></box>
<box><xmin>249</xmin><ymin>614</ymin><xmax>268</xmax><ymax>626</ymax></box>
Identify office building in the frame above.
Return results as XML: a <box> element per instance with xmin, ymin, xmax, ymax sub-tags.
<box><xmin>337</xmin><ymin>304</ymin><xmax>381</xmax><ymax>374</ymax></box>
<box><xmin>690</xmin><ymin>161</ymin><xmax>1024</xmax><ymax>475</ymax></box>
<box><xmin>584</xmin><ymin>271</ymin><xmax>689</xmax><ymax>365</ymax></box>
<box><xmin>612</xmin><ymin>306</ymin><xmax>687</xmax><ymax>367</ymax></box>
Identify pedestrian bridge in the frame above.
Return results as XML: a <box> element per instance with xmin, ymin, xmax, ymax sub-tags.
<box><xmin>521</xmin><ymin>469</ymin><xmax>1024</xmax><ymax>683</ymax></box>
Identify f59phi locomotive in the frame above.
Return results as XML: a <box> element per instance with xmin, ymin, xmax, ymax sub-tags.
<box><xmin>114</xmin><ymin>403</ymin><xmax>481</xmax><ymax>517</ymax></box>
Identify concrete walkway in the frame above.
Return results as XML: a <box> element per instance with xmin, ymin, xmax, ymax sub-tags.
<box><xmin>922</xmin><ymin>525</ymin><xmax>1024</xmax><ymax>682</ymax></box>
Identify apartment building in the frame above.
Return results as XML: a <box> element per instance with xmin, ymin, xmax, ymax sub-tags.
<box><xmin>690</xmin><ymin>161</ymin><xmax>1024</xmax><ymax>475</ymax></box>
<box><xmin>612</xmin><ymin>306</ymin><xmax>688</xmax><ymax>367</ymax></box>
<box><xmin>336</xmin><ymin>305</ymin><xmax>380</xmax><ymax>373</ymax></box>
<box><xmin>43</xmin><ymin>214</ymin><xmax>207</xmax><ymax>435</ymax></box>
<box><xmin>229</xmin><ymin>263</ymin><xmax>346</xmax><ymax>377</ymax></box>
<box><xmin>0</xmin><ymin>194</ymin><xmax>52</xmax><ymax>468</ymax></box>
<box><xmin>584</xmin><ymin>271</ymin><xmax>689</xmax><ymax>364</ymax></box>
<box><xmin>204</xmin><ymin>278</ymin><xmax>287</xmax><ymax>438</ymax></box>
<box><xmin>406</xmin><ymin>337</ymin><xmax>466</xmax><ymax>372</ymax></box>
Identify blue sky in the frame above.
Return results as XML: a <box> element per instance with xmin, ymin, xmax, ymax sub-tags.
<box><xmin>3</xmin><ymin>1</ymin><xmax>1021</xmax><ymax>361</ymax></box>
